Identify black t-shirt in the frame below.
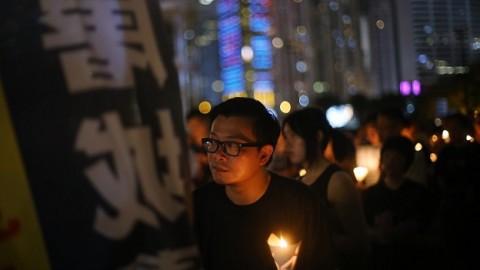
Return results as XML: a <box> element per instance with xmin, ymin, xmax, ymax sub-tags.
<box><xmin>193</xmin><ymin>172</ymin><xmax>336</xmax><ymax>270</ymax></box>
<box><xmin>362</xmin><ymin>179</ymin><xmax>430</xmax><ymax>232</ymax></box>
<box><xmin>435</xmin><ymin>142</ymin><xmax>480</xmax><ymax>191</ymax></box>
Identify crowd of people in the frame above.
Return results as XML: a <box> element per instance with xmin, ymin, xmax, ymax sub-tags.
<box><xmin>186</xmin><ymin>97</ymin><xmax>480</xmax><ymax>270</ymax></box>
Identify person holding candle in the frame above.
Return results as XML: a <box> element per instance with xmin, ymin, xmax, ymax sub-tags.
<box><xmin>375</xmin><ymin>108</ymin><xmax>429</xmax><ymax>187</ymax></box>
<box><xmin>282</xmin><ymin>107</ymin><xmax>370</xmax><ymax>270</ymax></box>
<box><xmin>193</xmin><ymin>97</ymin><xmax>336</xmax><ymax>270</ymax></box>
<box><xmin>362</xmin><ymin>135</ymin><xmax>433</xmax><ymax>269</ymax></box>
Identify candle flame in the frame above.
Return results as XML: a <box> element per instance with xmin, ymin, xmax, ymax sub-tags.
<box><xmin>353</xmin><ymin>166</ymin><xmax>368</xmax><ymax>182</ymax></box>
<box><xmin>279</xmin><ymin>236</ymin><xmax>288</xmax><ymax>248</ymax></box>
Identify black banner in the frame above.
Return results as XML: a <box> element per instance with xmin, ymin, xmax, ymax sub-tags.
<box><xmin>0</xmin><ymin>0</ymin><xmax>200</xmax><ymax>269</ymax></box>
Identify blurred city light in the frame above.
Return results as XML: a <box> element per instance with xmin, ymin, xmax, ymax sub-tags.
<box><xmin>326</xmin><ymin>104</ymin><xmax>354</xmax><ymax>128</ymax></box>
<box><xmin>280</xmin><ymin>101</ymin><xmax>292</xmax><ymax>114</ymax></box>
<box><xmin>198</xmin><ymin>101</ymin><xmax>212</xmax><ymax>114</ymax></box>
<box><xmin>298</xmin><ymin>95</ymin><xmax>309</xmax><ymax>107</ymax></box>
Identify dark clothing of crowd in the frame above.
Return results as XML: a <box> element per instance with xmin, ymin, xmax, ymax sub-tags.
<box><xmin>193</xmin><ymin>107</ymin><xmax>480</xmax><ymax>270</ymax></box>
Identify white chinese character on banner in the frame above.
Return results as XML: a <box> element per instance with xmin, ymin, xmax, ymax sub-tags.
<box><xmin>75</xmin><ymin>110</ymin><xmax>185</xmax><ymax>239</ymax></box>
<box><xmin>40</xmin><ymin>0</ymin><xmax>167</xmax><ymax>93</ymax></box>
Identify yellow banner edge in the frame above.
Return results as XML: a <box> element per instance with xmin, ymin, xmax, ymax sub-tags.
<box><xmin>0</xmin><ymin>77</ymin><xmax>51</xmax><ymax>269</ymax></box>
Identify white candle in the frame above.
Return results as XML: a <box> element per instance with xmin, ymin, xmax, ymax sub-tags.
<box><xmin>268</xmin><ymin>233</ymin><xmax>301</xmax><ymax>270</ymax></box>
<box><xmin>353</xmin><ymin>166</ymin><xmax>368</xmax><ymax>182</ymax></box>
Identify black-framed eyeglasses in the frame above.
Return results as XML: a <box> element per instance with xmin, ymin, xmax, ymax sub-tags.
<box><xmin>201</xmin><ymin>138</ymin><xmax>263</xmax><ymax>157</ymax></box>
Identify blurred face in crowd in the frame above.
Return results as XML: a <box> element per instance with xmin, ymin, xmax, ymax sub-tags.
<box><xmin>187</xmin><ymin>116</ymin><xmax>210</xmax><ymax>149</ymax></box>
<box><xmin>365</xmin><ymin>123</ymin><xmax>381</xmax><ymax>146</ymax></box>
<box><xmin>282</xmin><ymin>123</ymin><xmax>307</xmax><ymax>167</ymax></box>
<box><xmin>187</xmin><ymin>116</ymin><xmax>210</xmax><ymax>165</ymax></box>
<box><xmin>376</xmin><ymin>115</ymin><xmax>403</xmax><ymax>142</ymax></box>
<box><xmin>323</xmin><ymin>140</ymin><xmax>335</xmax><ymax>163</ymax></box>
<box><xmin>207</xmin><ymin>115</ymin><xmax>271</xmax><ymax>186</ymax></box>
<box><xmin>443</xmin><ymin>118</ymin><xmax>468</xmax><ymax>146</ymax></box>
<box><xmin>380</xmin><ymin>149</ymin><xmax>406</xmax><ymax>178</ymax></box>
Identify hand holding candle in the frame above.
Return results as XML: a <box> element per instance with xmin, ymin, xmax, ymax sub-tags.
<box><xmin>268</xmin><ymin>233</ymin><xmax>301</xmax><ymax>270</ymax></box>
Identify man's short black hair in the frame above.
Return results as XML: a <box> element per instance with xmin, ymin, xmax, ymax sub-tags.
<box><xmin>282</xmin><ymin>107</ymin><xmax>332</xmax><ymax>165</ymax></box>
<box><xmin>209</xmin><ymin>97</ymin><xmax>280</xmax><ymax>152</ymax></box>
<box><xmin>381</xmin><ymin>135</ymin><xmax>415</xmax><ymax>172</ymax></box>
<box><xmin>377</xmin><ymin>108</ymin><xmax>408</xmax><ymax>127</ymax></box>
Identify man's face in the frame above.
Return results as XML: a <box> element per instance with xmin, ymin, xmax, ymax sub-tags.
<box><xmin>380</xmin><ymin>149</ymin><xmax>406</xmax><ymax>177</ymax></box>
<box><xmin>365</xmin><ymin>123</ymin><xmax>381</xmax><ymax>146</ymax></box>
<box><xmin>187</xmin><ymin>116</ymin><xmax>209</xmax><ymax>148</ymax></box>
<box><xmin>207</xmin><ymin>115</ymin><xmax>268</xmax><ymax>186</ymax></box>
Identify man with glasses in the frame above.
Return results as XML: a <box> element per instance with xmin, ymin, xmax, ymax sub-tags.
<box><xmin>193</xmin><ymin>97</ymin><xmax>336</xmax><ymax>269</ymax></box>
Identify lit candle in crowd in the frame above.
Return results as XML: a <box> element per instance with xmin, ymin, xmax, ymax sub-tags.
<box><xmin>353</xmin><ymin>166</ymin><xmax>369</xmax><ymax>183</ymax></box>
<box><xmin>267</xmin><ymin>233</ymin><xmax>301</xmax><ymax>270</ymax></box>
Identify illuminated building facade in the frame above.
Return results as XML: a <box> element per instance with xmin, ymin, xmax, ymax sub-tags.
<box><xmin>409</xmin><ymin>0</ymin><xmax>480</xmax><ymax>84</ymax></box>
<box><xmin>364</xmin><ymin>0</ymin><xmax>402</xmax><ymax>95</ymax></box>
<box><xmin>162</xmin><ymin>0</ymin><xmax>373</xmax><ymax>114</ymax></box>
<box><xmin>160</xmin><ymin>0</ymin><xmax>222</xmax><ymax>112</ymax></box>
<box><xmin>165</xmin><ymin>0</ymin><xmax>479</xmax><ymax>116</ymax></box>
<box><xmin>366</xmin><ymin>0</ymin><xmax>480</xmax><ymax>96</ymax></box>
<box><xmin>307</xmin><ymin>0</ymin><xmax>372</xmax><ymax>101</ymax></box>
<box><xmin>266</xmin><ymin>0</ymin><xmax>373</xmax><ymax>110</ymax></box>
<box><xmin>269</xmin><ymin>0</ymin><xmax>317</xmax><ymax>110</ymax></box>
<box><xmin>216</xmin><ymin>0</ymin><xmax>275</xmax><ymax>109</ymax></box>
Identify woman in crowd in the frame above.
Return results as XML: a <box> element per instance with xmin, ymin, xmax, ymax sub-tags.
<box><xmin>282</xmin><ymin>107</ymin><xmax>370</xmax><ymax>270</ymax></box>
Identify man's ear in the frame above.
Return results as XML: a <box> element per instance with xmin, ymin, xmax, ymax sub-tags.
<box><xmin>259</xmin><ymin>145</ymin><xmax>274</xmax><ymax>165</ymax></box>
